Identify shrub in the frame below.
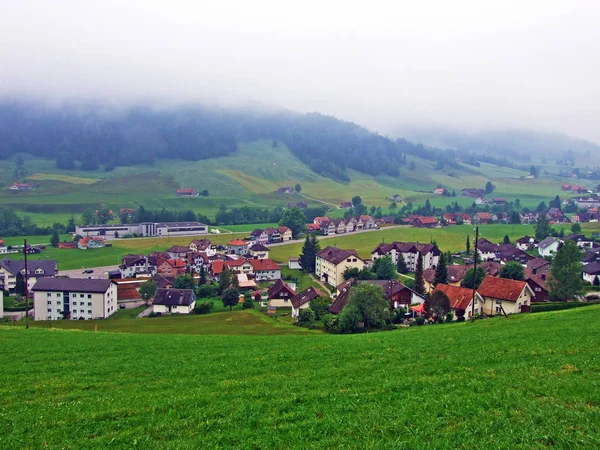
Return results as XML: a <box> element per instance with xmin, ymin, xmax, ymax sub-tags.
<box><xmin>531</xmin><ymin>301</ymin><xmax>600</xmax><ymax>313</ymax></box>
<box><xmin>197</xmin><ymin>284</ymin><xmax>217</xmax><ymax>299</ymax></box>
<box><xmin>322</xmin><ymin>314</ymin><xmax>339</xmax><ymax>333</ymax></box>
<box><xmin>298</xmin><ymin>308</ymin><xmax>315</xmax><ymax>324</ymax></box>
<box><xmin>242</xmin><ymin>299</ymin><xmax>254</xmax><ymax>309</ymax></box>
<box><xmin>392</xmin><ymin>307</ymin><xmax>407</xmax><ymax>324</ymax></box>
<box><xmin>195</xmin><ymin>303</ymin><xmax>211</xmax><ymax>314</ymax></box>
<box><xmin>148</xmin><ymin>312</ymin><xmax>157</xmax><ymax>318</ymax></box>
<box><xmin>415</xmin><ymin>317</ymin><xmax>426</xmax><ymax>326</ymax></box>
<box><xmin>446</xmin><ymin>312</ymin><xmax>454</xmax><ymax>322</ymax></box>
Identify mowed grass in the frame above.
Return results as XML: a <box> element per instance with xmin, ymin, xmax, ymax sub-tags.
<box><xmin>1</xmin><ymin>306</ymin><xmax>600</xmax><ymax>448</ymax></box>
<box><xmin>26</xmin><ymin>173</ymin><xmax>100</xmax><ymax>184</ymax></box>
<box><xmin>23</xmin><ymin>309</ymin><xmax>318</xmax><ymax>336</ymax></box>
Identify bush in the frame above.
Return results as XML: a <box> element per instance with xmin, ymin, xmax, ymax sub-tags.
<box><xmin>242</xmin><ymin>299</ymin><xmax>254</xmax><ymax>309</ymax></box>
<box><xmin>298</xmin><ymin>308</ymin><xmax>315</xmax><ymax>324</ymax></box>
<box><xmin>392</xmin><ymin>307</ymin><xmax>407</xmax><ymax>324</ymax></box>
<box><xmin>197</xmin><ymin>284</ymin><xmax>217</xmax><ymax>299</ymax></box>
<box><xmin>415</xmin><ymin>317</ymin><xmax>426</xmax><ymax>326</ymax></box>
<box><xmin>531</xmin><ymin>301</ymin><xmax>600</xmax><ymax>313</ymax></box>
<box><xmin>148</xmin><ymin>312</ymin><xmax>157</xmax><ymax>318</ymax></box>
<box><xmin>322</xmin><ymin>314</ymin><xmax>339</xmax><ymax>333</ymax></box>
<box><xmin>195</xmin><ymin>303</ymin><xmax>211</xmax><ymax>314</ymax></box>
<box><xmin>446</xmin><ymin>312</ymin><xmax>454</xmax><ymax>322</ymax></box>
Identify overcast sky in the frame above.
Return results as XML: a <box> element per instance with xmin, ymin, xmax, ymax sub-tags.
<box><xmin>1</xmin><ymin>1</ymin><xmax>599</xmax><ymax>142</ymax></box>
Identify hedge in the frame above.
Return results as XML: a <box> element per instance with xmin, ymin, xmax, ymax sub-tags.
<box><xmin>531</xmin><ymin>301</ymin><xmax>600</xmax><ymax>313</ymax></box>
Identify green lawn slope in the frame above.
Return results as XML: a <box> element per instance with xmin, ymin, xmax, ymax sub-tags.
<box><xmin>1</xmin><ymin>306</ymin><xmax>599</xmax><ymax>448</ymax></box>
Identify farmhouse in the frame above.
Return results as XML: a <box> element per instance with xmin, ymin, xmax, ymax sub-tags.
<box><xmin>175</xmin><ymin>188</ymin><xmax>199</xmax><ymax>197</ymax></box>
<box><xmin>371</xmin><ymin>242</ymin><xmax>440</xmax><ymax>272</ymax></box>
<box><xmin>477</xmin><ymin>276</ymin><xmax>534</xmax><ymax>315</ymax></box>
<box><xmin>423</xmin><ymin>264</ymin><xmax>470</xmax><ymax>292</ymax></box>
<box><xmin>152</xmin><ymin>288</ymin><xmax>196</xmax><ymax>314</ymax></box>
<box><xmin>525</xmin><ymin>274</ymin><xmax>549</xmax><ymax>302</ymax></box>
<box><xmin>413</xmin><ymin>216</ymin><xmax>439</xmax><ymax>228</ymax></box>
<box><xmin>248</xmin><ymin>244</ymin><xmax>269</xmax><ymax>259</ymax></box>
<box><xmin>77</xmin><ymin>236</ymin><xmax>105</xmax><ymax>249</ymax></box>
<box><xmin>291</xmin><ymin>286</ymin><xmax>326</xmax><ymax>318</ymax></box>
<box><xmin>189</xmin><ymin>239</ymin><xmax>215</xmax><ymax>255</ymax></box>
<box><xmin>166</xmin><ymin>245</ymin><xmax>189</xmax><ymax>260</ymax></box>
<box><xmin>315</xmin><ymin>246</ymin><xmax>364</xmax><ymax>287</ymax></box>
<box><xmin>358</xmin><ymin>279</ymin><xmax>425</xmax><ymax>309</ymax></box>
<box><xmin>0</xmin><ymin>258</ymin><xmax>58</xmax><ymax>293</ymax></box>
<box><xmin>9</xmin><ymin>182</ymin><xmax>32</xmax><ymax>191</ymax></box>
<box><xmin>250</xmin><ymin>229</ymin><xmax>269</xmax><ymax>246</ymax></box>
<box><xmin>277</xmin><ymin>186</ymin><xmax>294</xmax><ymax>195</ymax></box>
<box><xmin>433</xmin><ymin>283</ymin><xmax>484</xmax><ymax>320</ymax></box>
<box><xmin>32</xmin><ymin>278</ymin><xmax>117</xmax><ymax>321</ymax></box>
<box><xmin>278</xmin><ymin>226</ymin><xmax>293</xmax><ymax>241</ymax></box>
<box><xmin>119</xmin><ymin>254</ymin><xmax>157</xmax><ymax>278</ymax></box>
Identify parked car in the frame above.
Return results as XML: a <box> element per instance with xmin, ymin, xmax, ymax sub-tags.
<box><xmin>82</xmin><ymin>269</ymin><xmax>93</xmax><ymax>274</ymax></box>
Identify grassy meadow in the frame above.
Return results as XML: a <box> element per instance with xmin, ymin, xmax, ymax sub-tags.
<box><xmin>1</xmin><ymin>306</ymin><xmax>600</xmax><ymax>448</ymax></box>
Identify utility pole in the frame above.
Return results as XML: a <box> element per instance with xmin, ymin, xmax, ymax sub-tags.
<box><xmin>24</xmin><ymin>238</ymin><xmax>29</xmax><ymax>329</ymax></box>
<box><xmin>471</xmin><ymin>226</ymin><xmax>479</xmax><ymax>320</ymax></box>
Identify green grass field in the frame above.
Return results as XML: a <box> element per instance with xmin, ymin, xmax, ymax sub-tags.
<box><xmin>1</xmin><ymin>306</ymin><xmax>599</xmax><ymax>448</ymax></box>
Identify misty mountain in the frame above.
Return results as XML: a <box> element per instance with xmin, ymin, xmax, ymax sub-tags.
<box><xmin>0</xmin><ymin>101</ymin><xmax>426</xmax><ymax>181</ymax></box>
<box><xmin>394</xmin><ymin>127</ymin><xmax>600</xmax><ymax>162</ymax></box>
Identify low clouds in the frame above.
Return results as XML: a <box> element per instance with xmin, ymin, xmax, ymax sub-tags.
<box><xmin>1</xmin><ymin>0</ymin><xmax>599</xmax><ymax>142</ymax></box>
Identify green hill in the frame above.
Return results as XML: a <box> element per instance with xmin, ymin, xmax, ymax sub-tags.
<box><xmin>1</xmin><ymin>306</ymin><xmax>599</xmax><ymax>448</ymax></box>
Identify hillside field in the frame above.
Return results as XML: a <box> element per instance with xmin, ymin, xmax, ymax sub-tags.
<box><xmin>1</xmin><ymin>306</ymin><xmax>600</xmax><ymax>448</ymax></box>
<box><xmin>0</xmin><ymin>140</ymin><xmax>574</xmax><ymax>227</ymax></box>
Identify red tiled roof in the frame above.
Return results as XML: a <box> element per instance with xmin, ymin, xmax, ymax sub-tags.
<box><xmin>249</xmin><ymin>258</ymin><xmax>280</xmax><ymax>271</ymax></box>
<box><xmin>433</xmin><ymin>284</ymin><xmax>479</xmax><ymax>311</ymax></box>
<box><xmin>477</xmin><ymin>212</ymin><xmax>492</xmax><ymax>220</ymax></box>
<box><xmin>228</xmin><ymin>240</ymin><xmax>248</xmax><ymax>246</ymax></box>
<box><xmin>478</xmin><ymin>276</ymin><xmax>528</xmax><ymax>302</ymax></box>
<box><xmin>416</xmin><ymin>216</ymin><xmax>438</xmax><ymax>224</ymax></box>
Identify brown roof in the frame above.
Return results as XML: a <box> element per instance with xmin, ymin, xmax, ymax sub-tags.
<box><xmin>478</xmin><ymin>276</ymin><xmax>529</xmax><ymax>302</ymax></box>
<box><xmin>249</xmin><ymin>259</ymin><xmax>280</xmax><ymax>271</ymax></box>
<box><xmin>290</xmin><ymin>286</ymin><xmax>326</xmax><ymax>309</ymax></box>
<box><xmin>317</xmin><ymin>246</ymin><xmax>361</xmax><ymax>265</ymax></box>
<box><xmin>372</xmin><ymin>241</ymin><xmax>440</xmax><ymax>257</ymax></box>
<box><xmin>32</xmin><ymin>278</ymin><xmax>113</xmax><ymax>293</ymax></box>
<box><xmin>329</xmin><ymin>278</ymin><xmax>354</xmax><ymax>314</ymax></box>
<box><xmin>433</xmin><ymin>284</ymin><xmax>480</xmax><ymax>311</ymax></box>
<box><xmin>267</xmin><ymin>279</ymin><xmax>295</xmax><ymax>299</ymax></box>
<box><xmin>153</xmin><ymin>288</ymin><xmax>196</xmax><ymax>306</ymax></box>
<box><xmin>527</xmin><ymin>258</ymin><xmax>550</xmax><ymax>271</ymax></box>
<box><xmin>166</xmin><ymin>245</ymin><xmax>189</xmax><ymax>253</ymax></box>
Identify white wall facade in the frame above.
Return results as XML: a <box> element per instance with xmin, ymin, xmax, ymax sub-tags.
<box><xmin>34</xmin><ymin>284</ymin><xmax>117</xmax><ymax>321</ymax></box>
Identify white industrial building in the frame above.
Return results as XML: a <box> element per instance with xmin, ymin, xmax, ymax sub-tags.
<box><xmin>75</xmin><ymin>221</ymin><xmax>208</xmax><ymax>240</ymax></box>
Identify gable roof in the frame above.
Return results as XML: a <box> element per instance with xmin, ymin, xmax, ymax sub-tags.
<box><xmin>290</xmin><ymin>286</ymin><xmax>326</xmax><ymax>309</ymax></box>
<box><xmin>538</xmin><ymin>237</ymin><xmax>558</xmax><ymax>250</ymax></box>
<box><xmin>189</xmin><ymin>239</ymin><xmax>212</xmax><ymax>250</ymax></box>
<box><xmin>477</xmin><ymin>276</ymin><xmax>531</xmax><ymax>302</ymax></box>
<box><xmin>121</xmin><ymin>254</ymin><xmax>146</xmax><ymax>267</ymax></box>
<box><xmin>329</xmin><ymin>278</ymin><xmax>354</xmax><ymax>314</ymax></box>
<box><xmin>371</xmin><ymin>241</ymin><xmax>440</xmax><ymax>257</ymax></box>
<box><xmin>32</xmin><ymin>277</ymin><xmax>113</xmax><ymax>293</ymax></box>
<box><xmin>527</xmin><ymin>258</ymin><xmax>550</xmax><ymax>271</ymax></box>
<box><xmin>433</xmin><ymin>284</ymin><xmax>482</xmax><ymax>311</ymax></box>
<box><xmin>583</xmin><ymin>262</ymin><xmax>600</xmax><ymax>275</ymax></box>
<box><xmin>228</xmin><ymin>240</ymin><xmax>248</xmax><ymax>246</ymax></box>
<box><xmin>0</xmin><ymin>258</ymin><xmax>58</xmax><ymax>276</ymax></box>
<box><xmin>356</xmin><ymin>279</ymin><xmax>414</xmax><ymax>300</ymax></box>
<box><xmin>166</xmin><ymin>245</ymin><xmax>189</xmax><ymax>253</ymax></box>
<box><xmin>249</xmin><ymin>244</ymin><xmax>269</xmax><ymax>252</ymax></box>
<box><xmin>152</xmin><ymin>288</ymin><xmax>196</xmax><ymax>306</ymax></box>
<box><xmin>317</xmin><ymin>246</ymin><xmax>361</xmax><ymax>265</ymax></box>
<box><xmin>267</xmin><ymin>279</ymin><xmax>295</xmax><ymax>299</ymax></box>
<box><xmin>152</xmin><ymin>274</ymin><xmax>174</xmax><ymax>289</ymax></box>
<box><xmin>249</xmin><ymin>259</ymin><xmax>280</xmax><ymax>271</ymax></box>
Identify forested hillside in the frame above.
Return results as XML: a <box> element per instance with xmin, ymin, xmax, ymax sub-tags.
<box><xmin>0</xmin><ymin>102</ymin><xmax>425</xmax><ymax>181</ymax></box>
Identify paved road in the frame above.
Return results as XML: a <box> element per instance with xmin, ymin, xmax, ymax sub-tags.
<box><xmin>58</xmin><ymin>265</ymin><xmax>119</xmax><ymax>279</ymax></box>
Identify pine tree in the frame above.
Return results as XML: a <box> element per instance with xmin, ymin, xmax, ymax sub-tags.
<box><xmin>466</xmin><ymin>235</ymin><xmax>471</xmax><ymax>255</ymax></box>
<box><xmin>414</xmin><ymin>255</ymin><xmax>425</xmax><ymax>295</ymax></box>
<box><xmin>299</xmin><ymin>234</ymin><xmax>320</xmax><ymax>273</ymax></box>
<box><xmin>433</xmin><ymin>254</ymin><xmax>448</xmax><ymax>287</ymax></box>
<box><xmin>199</xmin><ymin>265</ymin><xmax>207</xmax><ymax>285</ymax></box>
<box><xmin>396</xmin><ymin>253</ymin><xmax>408</xmax><ymax>274</ymax></box>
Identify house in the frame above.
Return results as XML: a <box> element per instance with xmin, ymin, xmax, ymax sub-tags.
<box><xmin>331</xmin><ymin>219</ymin><xmax>345</xmax><ymax>234</ymax></box>
<box><xmin>344</xmin><ymin>219</ymin><xmax>355</xmax><ymax>233</ymax></box>
<box><xmin>443</xmin><ymin>213</ymin><xmax>457</xmax><ymax>225</ymax></box>
<box><xmin>265</xmin><ymin>228</ymin><xmax>281</xmax><ymax>243</ymax></box>
<box><xmin>477</xmin><ymin>276</ymin><xmax>534</xmax><ymax>315</ymax></box>
<box><xmin>32</xmin><ymin>278</ymin><xmax>117</xmax><ymax>321</ymax></box>
<box><xmin>248</xmin><ymin>244</ymin><xmax>269</xmax><ymax>259</ymax></box>
<box><xmin>389</xmin><ymin>194</ymin><xmax>403</xmax><ymax>202</ymax></box>
<box><xmin>583</xmin><ymin>262</ymin><xmax>600</xmax><ymax>284</ymax></box>
<box><xmin>0</xmin><ymin>258</ymin><xmax>58</xmax><ymax>293</ymax></box>
<box><xmin>306</xmin><ymin>224</ymin><xmax>320</xmax><ymax>233</ymax></box>
<box><xmin>474</xmin><ymin>197</ymin><xmax>488</xmax><ymax>205</ymax></box>
<box><xmin>474</xmin><ymin>212</ymin><xmax>493</xmax><ymax>224</ymax></box>
<box><xmin>249</xmin><ymin>259</ymin><xmax>281</xmax><ymax>281</ymax></box>
<box><xmin>175</xmin><ymin>188</ymin><xmax>199</xmax><ymax>197</ymax></box>
<box><xmin>433</xmin><ymin>284</ymin><xmax>485</xmax><ymax>320</ymax></box>
<box><xmin>119</xmin><ymin>254</ymin><xmax>157</xmax><ymax>278</ymax></box>
<box><xmin>516</xmin><ymin>236</ymin><xmax>538</xmax><ymax>251</ymax></box>
<box><xmin>538</xmin><ymin>237</ymin><xmax>560</xmax><ymax>257</ymax></box>
<box><xmin>492</xmin><ymin>198</ymin><xmax>507</xmax><ymax>204</ymax></box>
<box><xmin>166</xmin><ymin>245</ymin><xmax>189</xmax><ymax>260</ymax></box>
<box><xmin>371</xmin><ymin>242</ymin><xmax>440</xmax><ymax>272</ymax></box>
<box><xmin>249</xmin><ymin>229</ymin><xmax>269</xmax><ymax>246</ymax></box>
<box><xmin>547</xmin><ymin>207</ymin><xmax>569</xmax><ymax>224</ymax></box>
<box><xmin>358</xmin><ymin>279</ymin><xmax>425</xmax><ymax>310</ymax></box>
<box><xmin>525</xmin><ymin>274</ymin><xmax>549</xmax><ymax>302</ymax></box>
<box><xmin>267</xmin><ymin>279</ymin><xmax>296</xmax><ymax>309</ymax></box>
<box><xmin>360</xmin><ymin>215</ymin><xmax>376</xmax><ymax>229</ymax></box>
<box><xmin>433</xmin><ymin>188</ymin><xmax>447</xmax><ymax>195</ymax></box>
<box><xmin>152</xmin><ymin>273</ymin><xmax>174</xmax><ymax>289</ymax></box>
<box><xmin>329</xmin><ymin>279</ymin><xmax>354</xmax><ymax>314</ymax></box>
<box><xmin>58</xmin><ymin>241</ymin><xmax>76</xmax><ymax>249</ymax></box>
<box><xmin>9</xmin><ymin>182</ymin><xmax>32</xmax><ymax>191</ymax></box>
<box><xmin>288</xmin><ymin>257</ymin><xmax>301</xmax><ymax>270</ymax></box>
<box><xmin>563</xmin><ymin>234</ymin><xmax>595</xmax><ymax>249</ymax></box>
<box><xmin>186</xmin><ymin>251</ymin><xmax>210</xmax><ymax>274</ymax></box>
<box><xmin>77</xmin><ymin>236</ymin><xmax>105</xmax><ymax>250</ymax></box>
<box><xmin>291</xmin><ymin>286</ymin><xmax>326</xmax><ymax>318</ymax></box>
<box><xmin>277</xmin><ymin>186</ymin><xmax>294</xmax><ymax>195</ymax></box>
<box><xmin>459</xmin><ymin>214</ymin><xmax>472</xmax><ymax>225</ymax></box>
<box><xmin>496</xmin><ymin>245</ymin><xmax>534</xmax><ymax>265</ymax></box>
<box><xmin>340</xmin><ymin>201</ymin><xmax>353</xmax><ymax>208</ymax></box>
<box><xmin>423</xmin><ymin>264</ymin><xmax>470</xmax><ymax>293</ymax></box>
<box><xmin>228</xmin><ymin>239</ymin><xmax>249</xmax><ymax>255</ymax></box>
<box><xmin>526</xmin><ymin>258</ymin><xmax>551</xmax><ymax>277</ymax></box>
<box><xmin>152</xmin><ymin>288</ymin><xmax>196</xmax><ymax>314</ymax></box>
<box><xmin>278</xmin><ymin>226</ymin><xmax>293</xmax><ymax>241</ymax></box>
<box><xmin>225</xmin><ymin>258</ymin><xmax>254</xmax><ymax>275</ymax></box>
<box><xmin>157</xmin><ymin>259</ymin><xmax>186</xmax><ymax>277</ymax></box>
<box><xmin>316</xmin><ymin>246</ymin><xmax>364</xmax><ymax>286</ymax></box>
<box><xmin>189</xmin><ymin>239</ymin><xmax>216</xmax><ymax>256</ymax></box>
<box><xmin>461</xmin><ymin>188</ymin><xmax>485</xmax><ymax>198</ymax></box>
<box><xmin>413</xmin><ymin>216</ymin><xmax>439</xmax><ymax>228</ymax></box>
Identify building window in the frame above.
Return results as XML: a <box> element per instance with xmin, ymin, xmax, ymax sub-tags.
<box><xmin>88</xmin><ymin>302</ymin><xmax>92</xmax><ymax>306</ymax></box>
<box><xmin>88</xmin><ymin>310</ymin><xmax>92</xmax><ymax>314</ymax></box>
<box><xmin>47</xmin><ymin>308</ymin><xmax>51</xmax><ymax>313</ymax></box>
<box><xmin>56</xmin><ymin>301</ymin><xmax>61</xmax><ymax>305</ymax></box>
<box><xmin>80</xmin><ymin>294</ymin><xmax>84</xmax><ymax>298</ymax></box>
<box><xmin>47</xmin><ymin>300</ymin><xmax>51</xmax><ymax>305</ymax></box>
<box><xmin>80</xmin><ymin>302</ymin><xmax>85</xmax><ymax>306</ymax></box>
<box><xmin>47</xmin><ymin>292</ymin><xmax>51</xmax><ymax>297</ymax></box>
<box><xmin>72</xmin><ymin>309</ymin><xmax>77</xmax><ymax>314</ymax></box>
<box><xmin>56</xmin><ymin>293</ymin><xmax>60</xmax><ymax>297</ymax></box>
<box><xmin>72</xmin><ymin>293</ymin><xmax>77</xmax><ymax>297</ymax></box>
<box><xmin>88</xmin><ymin>294</ymin><xmax>92</xmax><ymax>299</ymax></box>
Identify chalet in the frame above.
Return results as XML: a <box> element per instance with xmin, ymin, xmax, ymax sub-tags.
<box><xmin>175</xmin><ymin>188</ymin><xmax>199</xmax><ymax>197</ymax></box>
<box><xmin>433</xmin><ymin>188</ymin><xmax>447</xmax><ymax>195</ymax></box>
<box><xmin>166</xmin><ymin>245</ymin><xmax>189</xmax><ymax>260</ymax></box>
<box><xmin>459</xmin><ymin>214</ymin><xmax>472</xmax><ymax>225</ymax></box>
<box><xmin>413</xmin><ymin>216</ymin><xmax>439</xmax><ymax>228</ymax></box>
<box><xmin>119</xmin><ymin>254</ymin><xmax>156</xmax><ymax>278</ymax></box>
<box><xmin>157</xmin><ymin>259</ymin><xmax>186</xmax><ymax>277</ymax></box>
<box><xmin>516</xmin><ymin>236</ymin><xmax>538</xmax><ymax>251</ymax></box>
<box><xmin>278</xmin><ymin>226</ymin><xmax>293</xmax><ymax>241</ymax></box>
<box><xmin>187</xmin><ymin>251</ymin><xmax>210</xmax><ymax>273</ymax></box>
<box><xmin>249</xmin><ymin>258</ymin><xmax>281</xmax><ymax>281</ymax></box>
<box><xmin>267</xmin><ymin>279</ymin><xmax>296</xmax><ymax>310</ymax></box>
<box><xmin>538</xmin><ymin>237</ymin><xmax>560</xmax><ymax>257</ymax></box>
<box><xmin>248</xmin><ymin>244</ymin><xmax>269</xmax><ymax>259</ymax></box>
<box><xmin>344</xmin><ymin>219</ymin><xmax>355</xmax><ymax>233</ymax></box>
<box><xmin>77</xmin><ymin>236</ymin><xmax>105</xmax><ymax>250</ymax></box>
<box><xmin>477</xmin><ymin>276</ymin><xmax>534</xmax><ymax>315</ymax></box>
<box><xmin>547</xmin><ymin>207</ymin><xmax>569</xmax><ymax>223</ymax></box>
<box><xmin>360</xmin><ymin>215</ymin><xmax>377</xmax><ymax>229</ymax></box>
<box><xmin>329</xmin><ymin>279</ymin><xmax>354</xmax><ymax>314</ymax></box>
<box><xmin>474</xmin><ymin>212</ymin><xmax>493</xmax><ymax>224</ymax></box>
<box><xmin>152</xmin><ymin>288</ymin><xmax>196</xmax><ymax>314</ymax></box>
<box><xmin>358</xmin><ymin>279</ymin><xmax>425</xmax><ymax>310</ymax></box>
<box><xmin>291</xmin><ymin>286</ymin><xmax>326</xmax><ymax>318</ymax></box>
<box><xmin>189</xmin><ymin>239</ymin><xmax>215</xmax><ymax>256</ymax></box>
<box><xmin>563</xmin><ymin>234</ymin><xmax>595</xmax><ymax>249</ymax></box>
<box><xmin>265</xmin><ymin>227</ymin><xmax>281</xmax><ymax>243</ymax></box>
<box><xmin>433</xmin><ymin>284</ymin><xmax>484</xmax><ymax>320</ymax></box>
<box><xmin>316</xmin><ymin>246</ymin><xmax>364</xmax><ymax>286</ymax></box>
<box><xmin>340</xmin><ymin>201</ymin><xmax>353</xmax><ymax>209</ymax></box>
<box><xmin>320</xmin><ymin>220</ymin><xmax>336</xmax><ymax>235</ymax></box>
<box><xmin>9</xmin><ymin>183</ymin><xmax>32</xmax><ymax>191</ymax></box>
<box><xmin>249</xmin><ymin>229</ymin><xmax>269</xmax><ymax>246</ymax></box>
<box><xmin>0</xmin><ymin>258</ymin><xmax>58</xmax><ymax>293</ymax></box>
<box><xmin>443</xmin><ymin>213</ymin><xmax>457</xmax><ymax>225</ymax></box>
<box><xmin>461</xmin><ymin>188</ymin><xmax>485</xmax><ymax>198</ymax></box>
<box><xmin>583</xmin><ymin>262</ymin><xmax>600</xmax><ymax>284</ymax></box>
<box><xmin>525</xmin><ymin>274</ymin><xmax>549</xmax><ymax>302</ymax></box>
<box><xmin>496</xmin><ymin>245</ymin><xmax>534</xmax><ymax>265</ymax></box>
<box><xmin>526</xmin><ymin>258</ymin><xmax>551</xmax><ymax>276</ymax></box>
<box><xmin>152</xmin><ymin>273</ymin><xmax>174</xmax><ymax>289</ymax></box>
<box><xmin>225</xmin><ymin>258</ymin><xmax>254</xmax><ymax>275</ymax></box>
<box><xmin>423</xmin><ymin>264</ymin><xmax>470</xmax><ymax>293</ymax></box>
<box><xmin>372</xmin><ymin>242</ymin><xmax>440</xmax><ymax>272</ymax></box>
<box><xmin>277</xmin><ymin>186</ymin><xmax>294</xmax><ymax>195</ymax></box>
<box><xmin>228</xmin><ymin>239</ymin><xmax>249</xmax><ymax>255</ymax></box>
<box><xmin>306</xmin><ymin>223</ymin><xmax>321</xmax><ymax>233</ymax></box>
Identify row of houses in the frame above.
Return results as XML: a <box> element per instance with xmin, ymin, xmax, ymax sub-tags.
<box><xmin>249</xmin><ymin>226</ymin><xmax>293</xmax><ymax>245</ymax></box>
<box><xmin>307</xmin><ymin>215</ymin><xmax>377</xmax><ymax>235</ymax></box>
